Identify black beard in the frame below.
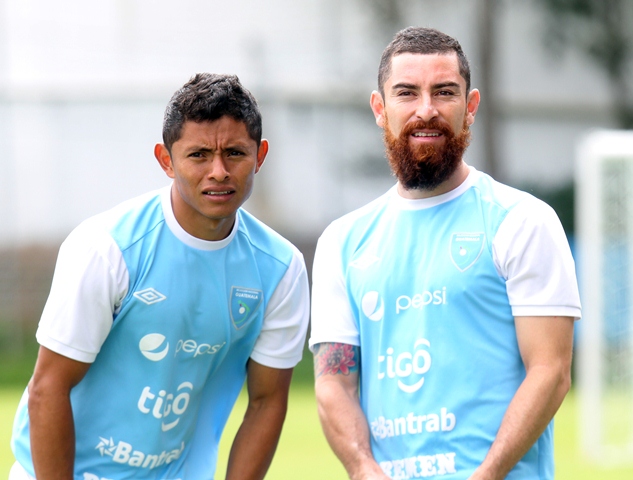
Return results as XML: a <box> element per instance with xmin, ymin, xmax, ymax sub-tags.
<box><xmin>384</xmin><ymin>117</ymin><xmax>471</xmax><ymax>191</ymax></box>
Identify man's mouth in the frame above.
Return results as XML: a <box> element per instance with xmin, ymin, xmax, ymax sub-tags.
<box><xmin>412</xmin><ymin>132</ymin><xmax>441</xmax><ymax>137</ymax></box>
<box><xmin>203</xmin><ymin>190</ymin><xmax>233</xmax><ymax>196</ymax></box>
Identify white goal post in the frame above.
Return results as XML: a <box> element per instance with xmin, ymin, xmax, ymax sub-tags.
<box><xmin>576</xmin><ymin>129</ymin><xmax>633</xmax><ymax>464</ymax></box>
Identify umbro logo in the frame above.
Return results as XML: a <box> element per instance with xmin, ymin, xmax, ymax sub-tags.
<box><xmin>133</xmin><ymin>288</ymin><xmax>166</xmax><ymax>305</ymax></box>
<box><xmin>349</xmin><ymin>254</ymin><xmax>380</xmax><ymax>270</ymax></box>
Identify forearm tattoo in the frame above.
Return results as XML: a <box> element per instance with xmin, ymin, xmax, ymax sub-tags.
<box><xmin>313</xmin><ymin>343</ymin><xmax>359</xmax><ymax>378</ymax></box>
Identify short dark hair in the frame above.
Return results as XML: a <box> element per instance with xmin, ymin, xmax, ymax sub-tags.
<box><xmin>162</xmin><ymin>73</ymin><xmax>262</xmax><ymax>152</ymax></box>
<box><xmin>378</xmin><ymin>27</ymin><xmax>471</xmax><ymax>96</ymax></box>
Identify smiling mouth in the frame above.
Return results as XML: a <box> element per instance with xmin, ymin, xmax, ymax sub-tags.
<box><xmin>412</xmin><ymin>132</ymin><xmax>441</xmax><ymax>137</ymax></box>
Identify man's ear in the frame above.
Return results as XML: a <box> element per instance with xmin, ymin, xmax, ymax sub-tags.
<box><xmin>370</xmin><ymin>91</ymin><xmax>386</xmax><ymax>128</ymax></box>
<box><xmin>255</xmin><ymin>139</ymin><xmax>269</xmax><ymax>173</ymax></box>
<box><xmin>465</xmin><ymin>88</ymin><xmax>481</xmax><ymax>127</ymax></box>
<box><xmin>154</xmin><ymin>144</ymin><xmax>175</xmax><ymax>179</ymax></box>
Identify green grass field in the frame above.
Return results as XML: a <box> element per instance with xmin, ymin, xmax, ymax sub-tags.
<box><xmin>2</xmin><ymin>385</ymin><xmax>633</xmax><ymax>479</ymax></box>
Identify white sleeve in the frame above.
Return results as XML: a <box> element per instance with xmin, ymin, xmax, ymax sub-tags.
<box><xmin>308</xmin><ymin>223</ymin><xmax>360</xmax><ymax>351</ymax></box>
<box><xmin>493</xmin><ymin>197</ymin><xmax>581</xmax><ymax>319</ymax></box>
<box><xmin>250</xmin><ymin>247</ymin><xmax>310</xmax><ymax>369</ymax></box>
<box><xmin>36</xmin><ymin>220</ymin><xmax>129</xmax><ymax>363</ymax></box>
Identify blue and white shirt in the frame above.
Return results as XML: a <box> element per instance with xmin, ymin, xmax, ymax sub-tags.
<box><xmin>310</xmin><ymin>167</ymin><xmax>581</xmax><ymax>480</ymax></box>
<box><xmin>12</xmin><ymin>186</ymin><xmax>310</xmax><ymax>480</ymax></box>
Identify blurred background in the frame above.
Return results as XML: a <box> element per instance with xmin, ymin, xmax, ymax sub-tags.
<box><xmin>1</xmin><ymin>0</ymin><xmax>632</xmax><ymax>478</ymax></box>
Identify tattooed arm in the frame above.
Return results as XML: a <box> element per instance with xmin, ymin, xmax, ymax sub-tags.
<box><xmin>313</xmin><ymin>343</ymin><xmax>390</xmax><ymax>480</ymax></box>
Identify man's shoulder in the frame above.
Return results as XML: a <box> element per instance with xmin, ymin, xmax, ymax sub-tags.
<box><xmin>469</xmin><ymin>170</ymin><xmax>562</xmax><ymax>239</ymax></box>
<box><xmin>470</xmin><ymin>170</ymin><xmax>547</xmax><ymax>213</ymax></box>
<box><xmin>323</xmin><ymin>187</ymin><xmax>395</xmax><ymax>238</ymax></box>
<box><xmin>68</xmin><ymin>187</ymin><xmax>167</xmax><ymax>252</ymax></box>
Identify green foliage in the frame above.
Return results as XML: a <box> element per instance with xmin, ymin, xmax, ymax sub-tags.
<box><xmin>538</xmin><ymin>0</ymin><xmax>629</xmax><ymax>74</ymax></box>
<box><xmin>4</xmin><ymin>387</ymin><xmax>632</xmax><ymax>479</ymax></box>
<box><xmin>535</xmin><ymin>0</ymin><xmax>633</xmax><ymax>127</ymax></box>
<box><xmin>291</xmin><ymin>342</ymin><xmax>316</xmax><ymax>386</ymax></box>
<box><xmin>0</xmin><ymin>388</ymin><xmax>23</xmax><ymax>476</ymax></box>
<box><xmin>0</xmin><ymin>337</ymin><xmax>38</xmax><ymax>387</ymax></box>
<box><xmin>517</xmin><ymin>181</ymin><xmax>576</xmax><ymax>235</ymax></box>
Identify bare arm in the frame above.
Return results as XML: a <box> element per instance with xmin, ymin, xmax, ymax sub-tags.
<box><xmin>313</xmin><ymin>342</ymin><xmax>389</xmax><ymax>480</ymax></box>
<box><xmin>28</xmin><ymin>346</ymin><xmax>91</xmax><ymax>480</ymax></box>
<box><xmin>470</xmin><ymin>316</ymin><xmax>575</xmax><ymax>480</ymax></box>
<box><xmin>225</xmin><ymin>359</ymin><xmax>293</xmax><ymax>480</ymax></box>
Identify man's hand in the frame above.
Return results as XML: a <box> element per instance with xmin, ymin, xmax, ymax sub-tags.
<box><xmin>470</xmin><ymin>316</ymin><xmax>574</xmax><ymax>479</ymax></box>
<box><xmin>225</xmin><ymin>360</ymin><xmax>293</xmax><ymax>480</ymax></box>
<box><xmin>314</xmin><ymin>343</ymin><xmax>390</xmax><ymax>480</ymax></box>
<box><xmin>29</xmin><ymin>346</ymin><xmax>91</xmax><ymax>480</ymax></box>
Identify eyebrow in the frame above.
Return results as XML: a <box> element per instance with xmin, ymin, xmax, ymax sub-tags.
<box><xmin>186</xmin><ymin>142</ymin><xmax>251</xmax><ymax>153</ymax></box>
<box><xmin>390</xmin><ymin>82</ymin><xmax>418</xmax><ymax>92</ymax></box>
<box><xmin>434</xmin><ymin>81</ymin><xmax>462</xmax><ymax>90</ymax></box>
<box><xmin>390</xmin><ymin>81</ymin><xmax>462</xmax><ymax>92</ymax></box>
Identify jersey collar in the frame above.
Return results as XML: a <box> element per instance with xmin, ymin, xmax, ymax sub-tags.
<box><xmin>160</xmin><ymin>185</ymin><xmax>238</xmax><ymax>251</ymax></box>
<box><xmin>391</xmin><ymin>166</ymin><xmax>479</xmax><ymax>211</ymax></box>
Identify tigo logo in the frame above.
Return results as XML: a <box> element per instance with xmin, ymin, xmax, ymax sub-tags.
<box><xmin>137</xmin><ymin>381</ymin><xmax>193</xmax><ymax>431</ymax></box>
<box><xmin>378</xmin><ymin>338</ymin><xmax>432</xmax><ymax>393</ymax></box>
<box><xmin>362</xmin><ymin>291</ymin><xmax>384</xmax><ymax>321</ymax></box>
<box><xmin>139</xmin><ymin>333</ymin><xmax>169</xmax><ymax>361</ymax></box>
<box><xmin>133</xmin><ymin>288</ymin><xmax>167</xmax><ymax>305</ymax></box>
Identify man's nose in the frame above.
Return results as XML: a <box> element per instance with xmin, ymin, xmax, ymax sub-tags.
<box><xmin>208</xmin><ymin>156</ymin><xmax>230</xmax><ymax>181</ymax></box>
<box><xmin>414</xmin><ymin>95</ymin><xmax>438</xmax><ymax>122</ymax></box>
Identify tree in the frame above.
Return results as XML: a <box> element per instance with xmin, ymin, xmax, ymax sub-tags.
<box><xmin>535</xmin><ymin>0</ymin><xmax>633</xmax><ymax>128</ymax></box>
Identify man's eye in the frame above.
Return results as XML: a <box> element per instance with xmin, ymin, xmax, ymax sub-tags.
<box><xmin>189</xmin><ymin>152</ymin><xmax>203</xmax><ymax>158</ymax></box>
<box><xmin>228</xmin><ymin>150</ymin><xmax>244</xmax><ymax>157</ymax></box>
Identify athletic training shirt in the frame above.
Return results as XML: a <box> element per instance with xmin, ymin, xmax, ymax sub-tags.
<box><xmin>310</xmin><ymin>167</ymin><xmax>581</xmax><ymax>479</ymax></box>
<box><xmin>12</xmin><ymin>186</ymin><xmax>310</xmax><ymax>480</ymax></box>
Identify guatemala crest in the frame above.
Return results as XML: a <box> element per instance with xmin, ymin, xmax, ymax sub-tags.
<box><xmin>230</xmin><ymin>286</ymin><xmax>263</xmax><ymax>329</ymax></box>
<box><xmin>449</xmin><ymin>232</ymin><xmax>485</xmax><ymax>272</ymax></box>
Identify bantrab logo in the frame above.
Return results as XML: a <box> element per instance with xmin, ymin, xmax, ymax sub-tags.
<box><xmin>230</xmin><ymin>287</ymin><xmax>262</xmax><ymax>329</ymax></box>
<box><xmin>95</xmin><ymin>437</ymin><xmax>185</xmax><ymax>470</ymax></box>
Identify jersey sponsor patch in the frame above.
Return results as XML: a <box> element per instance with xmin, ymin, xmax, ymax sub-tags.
<box><xmin>95</xmin><ymin>437</ymin><xmax>185</xmax><ymax>470</ymax></box>
<box><xmin>230</xmin><ymin>287</ymin><xmax>263</xmax><ymax>329</ymax></box>
<box><xmin>449</xmin><ymin>232</ymin><xmax>485</xmax><ymax>272</ymax></box>
<box><xmin>361</xmin><ymin>291</ymin><xmax>384</xmax><ymax>321</ymax></box>
<box><xmin>379</xmin><ymin>451</ymin><xmax>457</xmax><ymax>478</ymax></box>
<box><xmin>139</xmin><ymin>333</ymin><xmax>170</xmax><ymax>361</ymax></box>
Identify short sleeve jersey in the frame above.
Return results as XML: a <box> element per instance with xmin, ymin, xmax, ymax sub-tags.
<box><xmin>12</xmin><ymin>186</ymin><xmax>310</xmax><ymax>480</ymax></box>
<box><xmin>309</xmin><ymin>168</ymin><xmax>581</xmax><ymax>480</ymax></box>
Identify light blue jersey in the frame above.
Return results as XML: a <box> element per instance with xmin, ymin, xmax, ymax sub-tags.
<box><xmin>12</xmin><ymin>187</ymin><xmax>309</xmax><ymax>480</ymax></box>
<box><xmin>310</xmin><ymin>169</ymin><xmax>581</xmax><ymax>479</ymax></box>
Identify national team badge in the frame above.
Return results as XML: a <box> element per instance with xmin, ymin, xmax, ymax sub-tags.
<box><xmin>230</xmin><ymin>287</ymin><xmax>263</xmax><ymax>329</ymax></box>
<box><xmin>449</xmin><ymin>232</ymin><xmax>485</xmax><ymax>272</ymax></box>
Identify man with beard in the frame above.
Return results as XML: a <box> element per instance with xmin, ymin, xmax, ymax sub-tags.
<box><xmin>309</xmin><ymin>27</ymin><xmax>580</xmax><ymax>480</ymax></box>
